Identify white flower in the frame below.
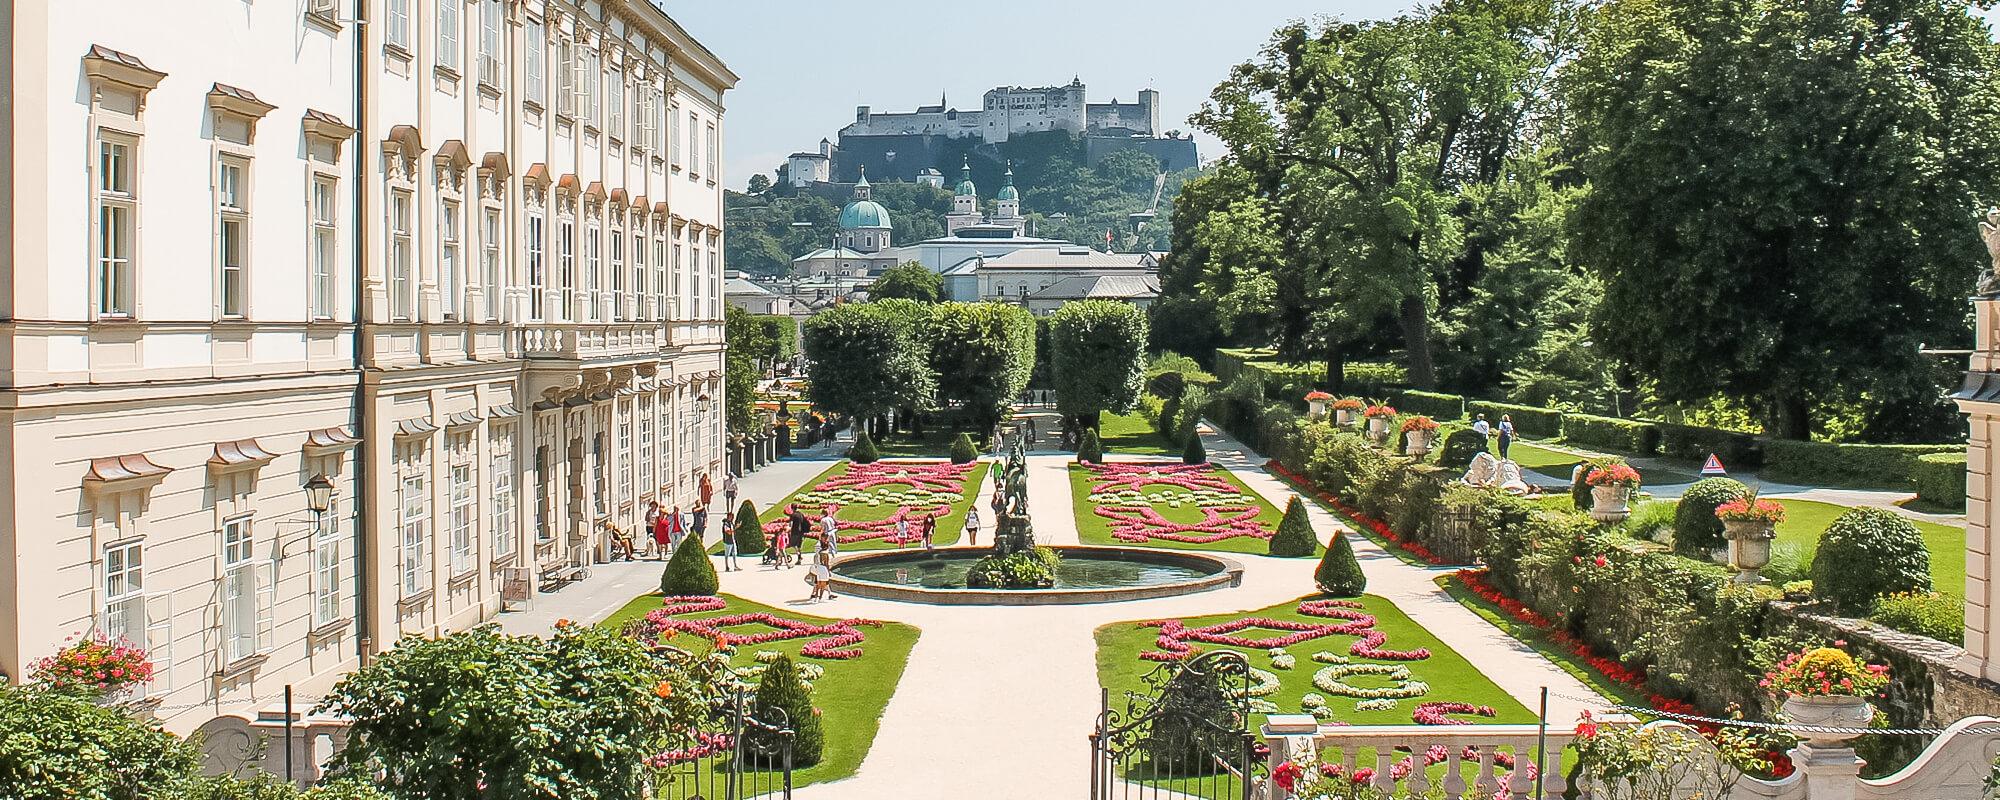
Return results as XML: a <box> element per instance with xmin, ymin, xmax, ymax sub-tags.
<box><xmin>1354</xmin><ymin>698</ymin><xmax>1398</xmax><ymax>712</ymax></box>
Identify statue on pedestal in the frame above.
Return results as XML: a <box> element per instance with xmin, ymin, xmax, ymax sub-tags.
<box><xmin>1978</xmin><ymin>209</ymin><xmax>2000</xmax><ymax>296</ymax></box>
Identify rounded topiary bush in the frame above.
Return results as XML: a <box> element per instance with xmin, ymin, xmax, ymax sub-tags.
<box><xmin>949</xmin><ymin>432</ymin><xmax>978</xmax><ymax>464</ymax></box>
<box><xmin>749</xmin><ymin>654</ymin><xmax>824</xmax><ymax>768</ymax></box>
<box><xmin>733</xmin><ymin>500</ymin><xmax>766</xmax><ymax>554</ymax></box>
<box><xmin>848</xmin><ymin>428</ymin><xmax>880</xmax><ymax>464</ymax></box>
<box><xmin>1182</xmin><ymin>435</ymin><xmax>1207</xmax><ymax>465</ymax></box>
<box><xmin>660</xmin><ymin>535</ymin><xmax>718</xmax><ymax>596</ymax></box>
<box><xmin>1436</xmin><ymin>428</ymin><xmax>1488</xmax><ymax>472</ymax></box>
<box><xmin>1314</xmin><ymin>530</ymin><xmax>1366</xmax><ymax>596</ymax></box>
<box><xmin>1673</xmin><ymin>477</ymin><xmax>1748</xmax><ymax>559</ymax></box>
<box><xmin>1811</xmin><ymin>507</ymin><xmax>1932</xmax><ymax>615</ymax></box>
<box><xmin>1268</xmin><ymin>496</ymin><xmax>1317</xmax><ymax>557</ymax></box>
<box><xmin>1077</xmin><ymin>427</ymin><xmax>1103</xmax><ymax>463</ymax></box>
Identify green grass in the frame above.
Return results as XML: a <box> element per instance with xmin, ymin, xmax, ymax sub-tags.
<box><xmin>1435</xmin><ymin>575</ymin><xmax>1652</xmax><ymax>711</ymax></box>
<box><xmin>602</xmin><ymin>592</ymin><xmax>919</xmax><ymax>790</ymax></box>
<box><xmin>1069</xmin><ymin>463</ymin><xmax>1315</xmax><ymax>555</ymax></box>
<box><xmin>1769</xmin><ymin>499</ymin><xmax>1965</xmax><ymax>599</ymax></box>
<box><xmin>1504</xmin><ymin>439</ymin><xmax>1698</xmax><ymax>485</ymax></box>
<box><xmin>1098</xmin><ymin>411</ymin><xmax>1178</xmax><ymax>457</ymax></box>
<box><xmin>738</xmin><ymin>461</ymin><xmax>992</xmax><ymax>552</ymax></box>
<box><xmin>871</xmin><ymin>429</ymin><xmax>963</xmax><ymax>459</ymax></box>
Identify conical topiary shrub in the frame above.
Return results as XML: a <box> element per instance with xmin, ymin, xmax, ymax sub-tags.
<box><xmin>848</xmin><ymin>428</ymin><xmax>880</xmax><ymax>464</ymax></box>
<box><xmin>1181</xmin><ymin>435</ymin><xmax>1207</xmax><ymax>465</ymax></box>
<box><xmin>748</xmin><ymin>654</ymin><xmax>825</xmax><ymax>768</ymax></box>
<box><xmin>1314</xmin><ymin>530</ymin><xmax>1366</xmax><ymax>596</ymax></box>
<box><xmin>1268</xmin><ymin>496</ymin><xmax>1317</xmax><ymax>557</ymax></box>
<box><xmin>660</xmin><ymin>534</ymin><xmax>719</xmax><ymax>596</ymax></box>
<box><xmin>733</xmin><ymin>499</ymin><xmax>766</xmax><ymax>555</ymax></box>
<box><xmin>950</xmin><ymin>432</ymin><xmax>978</xmax><ymax>464</ymax></box>
<box><xmin>1077</xmin><ymin>427</ymin><xmax>1103</xmax><ymax>463</ymax></box>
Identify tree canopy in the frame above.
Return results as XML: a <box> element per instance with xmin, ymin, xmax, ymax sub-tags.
<box><xmin>1049</xmin><ymin>300</ymin><xmax>1150</xmax><ymax>428</ymax></box>
<box><xmin>925</xmin><ymin>301</ymin><xmax>1037</xmax><ymax>434</ymax></box>
<box><xmin>869</xmin><ymin>261</ymin><xmax>944</xmax><ymax>303</ymax></box>
<box><xmin>801</xmin><ymin>301</ymin><xmax>934</xmax><ymax>420</ymax></box>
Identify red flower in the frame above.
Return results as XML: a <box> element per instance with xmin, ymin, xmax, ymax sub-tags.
<box><xmin>1273</xmin><ymin>761</ymin><xmax>1303</xmax><ymax>792</ymax></box>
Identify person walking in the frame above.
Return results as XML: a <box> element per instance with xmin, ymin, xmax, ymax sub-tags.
<box><xmin>699</xmin><ymin>472</ymin><xmax>715</xmax><ymax>510</ymax></box>
<box><xmin>723</xmin><ymin>473</ymin><xmax>739</xmax><ymax>515</ymax></box>
<box><xmin>720</xmin><ymin>513</ymin><xmax>740</xmax><ymax>572</ymax></box>
<box><xmin>819</xmin><ymin>508</ymin><xmax>840</xmax><ymax>560</ymax></box>
<box><xmin>965</xmin><ymin>506</ymin><xmax>981</xmax><ymax>547</ymax></box>
<box><xmin>665</xmin><ymin>506</ymin><xmax>687</xmax><ymax>554</ymax></box>
<box><xmin>651</xmin><ymin>508</ymin><xmax>673</xmax><ymax>560</ymax></box>
<box><xmin>1471</xmin><ymin>413</ymin><xmax>1491</xmax><ymax>438</ymax></box>
<box><xmin>920</xmin><ymin>515</ymin><xmax>936</xmax><ymax>551</ymax></box>
<box><xmin>808</xmin><ymin>547</ymin><xmax>833</xmax><ymax>602</ymax></box>
<box><xmin>1497</xmin><ymin>414</ymin><xmax>1517</xmax><ymax>460</ymax></box>
<box><xmin>787</xmin><ymin>505</ymin><xmax>811</xmax><ymax>568</ymax></box>
<box><xmin>691</xmin><ymin>503</ymin><xmax>709</xmax><ymax>550</ymax></box>
<box><xmin>770</xmin><ymin>509</ymin><xmax>793</xmax><ymax>568</ymax></box>
<box><xmin>895</xmin><ymin>516</ymin><xmax>911</xmax><ymax>548</ymax></box>
<box><xmin>643</xmin><ymin>501</ymin><xmax>662</xmax><ymax>552</ymax></box>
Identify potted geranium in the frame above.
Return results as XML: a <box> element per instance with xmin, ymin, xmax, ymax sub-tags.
<box><xmin>1585</xmin><ymin>461</ymin><xmax>1641</xmax><ymax>523</ymax></box>
<box><xmin>1304</xmin><ymin>391</ymin><xmax>1335</xmax><ymax>421</ymax></box>
<box><xmin>1361</xmin><ymin>403</ymin><xmax>1397</xmax><ymax>443</ymax></box>
<box><xmin>1716</xmin><ymin>493</ymin><xmax>1785</xmax><ymax>584</ymax></box>
<box><xmin>1400</xmin><ymin>415</ymin><xmax>1440</xmax><ymax>457</ymax></box>
<box><xmin>1331</xmin><ymin>397</ymin><xmax>1365</xmax><ymax>427</ymax></box>
<box><xmin>30</xmin><ymin>633</ymin><xmax>154</xmax><ymax>702</ymax></box>
<box><xmin>1762</xmin><ymin>646</ymin><xmax>1888</xmax><ymax>747</ymax></box>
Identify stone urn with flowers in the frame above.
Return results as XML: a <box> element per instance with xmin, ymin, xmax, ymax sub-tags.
<box><xmin>1763</xmin><ymin>646</ymin><xmax>1888</xmax><ymax>758</ymax></box>
<box><xmin>1332</xmin><ymin>397</ymin><xmax>1365</xmax><ymax>428</ymax></box>
<box><xmin>1305</xmin><ymin>391</ymin><xmax>1335</xmax><ymax>421</ymax></box>
<box><xmin>1585</xmin><ymin>461</ymin><xmax>1641</xmax><ymax>524</ymax></box>
<box><xmin>1716</xmin><ymin>493</ymin><xmax>1785</xmax><ymax>584</ymax></box>
<box><xmin>1361</xmin><ymin>403</ymin><xmax>1397</xmax><ymax>445</ymax></box>
<box><xmin>1401</xmin><ymin>415</ymin><xmax>1440</xmax><ymax>457</ymax></box>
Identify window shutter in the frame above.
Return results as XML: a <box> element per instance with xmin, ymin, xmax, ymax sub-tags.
<box><xmin>144</xmin><ymin>590</ymin><xmax>174</xmax><ymax>695</ymax></box>
<box><xmin>255</xmin><ymin>559</ymin><xmax>276</xmax><ymax>653</ymax></box>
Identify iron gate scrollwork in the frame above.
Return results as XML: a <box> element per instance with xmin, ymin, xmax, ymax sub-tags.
<box><xmin>646</xmin><ymin>642</ymin><xmax>796</xmax><ymax>800</ymax></box>
<box><xmin>1091</xmin><ymin>649</ymin><xmax>1261</xmax><ymax>800</ymax></box>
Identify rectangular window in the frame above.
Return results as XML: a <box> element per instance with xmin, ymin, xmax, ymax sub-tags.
<box><xmin>633</xmin><ymin>232</ymin><xmax>647</xmax><ymax>301</ymax></box>
<box><xmin>653</xmin><ymin>236</ymin><xmax>667</xmax><ymax>321</ymax></box>
<box><xmin>609</xmin><ymin>225</ymin><xmax>624</xmax><ymax>319</ymax></box>
<box><xmin>618</xmin><ymin>406</ymin><xmax>633</xmax><ymax>499</ymax></box>
<box><xmin>387</xmin><ymin>0</ymin><xmax>410</xmax><ymax>49</ymax></box>
<box><xmin>314</xmin><ymin>496</ymin><xmax>342</xmax><ymax>627</ymax></box>
<box><xmin>491</xmin><ymin>430</ymin><xmax>516</xmax><ymax>560</ymax></box>
<box><xmin>608</xmin><ymin>68</ymin><xmax>624</xmax><ymax>140</ymax></box>
<box><xmin>479</xmin><ymin>0</ymin><xmax>504</xmax><ymax>87</ymax></box>
<box><xmin>687</xmin><ymin>111</ymin><xmax>699</xmax><ymax>176</ymax></box>
<box><xmin>669</xmin><ymin>104</ymin><xmax>681</xmax><ymax>167</ymax></box>
<box><xmin>103</xmin><ymin>542</ymin><xmax>144</xmax><ymax>646</ymax></box>
<box><xmin>440</xmin><ymin>199</ymin><xmax>460</xmax><ymax>320</ymax></box>
<box><xmin>638</xmin><ymin>400</ymin><xmax>655</xmax><ymax>497</ymax></box>
<box><xmin>483</xmin><ymin>208</ymin><xmax>501</xmax><ymax>321</ymax></box>
<box><xmin>437</xmin><ymin>0</ymin><xmax>459</xmax><ymax>70</ymax></box>
<box><xmin>585</xmin><ymin>221</ymin><xmax>601</xmax><ymax>319</ymax></box>
<box><xmin>217</xmin><ymin>158</ymin><xmax>248</xmax><ymax>319</ymax></box>
<box><xmin>221</xmin><ymin>516</ymin><xmax>258</xmax><ymax>662</ymax></box>
<box><xmin>96</xmin><ymin>135</ymin><xmax>136</xmax><ymax>318</ymax></box>
<box><xmin>391</xmin><ymin>190</ymin><xmax>414</xmax><ymax>320</ymax></box>
<box><xmin>672</xmin><ymin>242</ymin><xmax>683</xmax><ymax>320</ymax></box>
<box><xmin>577</xmin><ymin>48</ymin><xmax>597</xmax><ymax>125</ymax></box>
<box><xmin>592</xmin><ymin>430</ymin><xmax>609</xmax><ymax>515</ymax></box>
<box><xmin>555</xmin><ymin>38</ymin><xmax>574</xmax><ymax>116</ymax></box>
<box><xmin>528</xmin><ymin>211</ymin><xmax>546</xmax><ymax>320</ymax></box>
<box><xmin>526</xmin><ymin>19</ymin><xmax>545</xmax><ymax>105</ymax></box>
<box><xmin>398</xmin><ymin>453</ymin><xmax>430</xmax><ymax>597</ymax></box>
<box><xmin>691</xmin><ymin>245</ymin><xmax>702</xmax><ymax>320</ymax></box>
<box><xmin>311</xmin><ymin>176</ymin><xmax>337</xmax><ymax>319</ymax></box>
<box><xmin>652</xmin><ymin>88</ymin><xmax>667</xmax><ymax>153</ymax></box>
<box><xmin>559</xmin><ymin>217</ymin><xmax>576</xmax><ymax>320</ymax></box>
<box><xmin>534</xmin><ymin>444</ymin><xmax>551</xmax><ymax>540</ymax></box>
<box><xmin>449</xmin><ymin>459</ymin><xmax>473</xmax><ymax>577</ymax></box>
<box><xmin>705</xmin><ymin>122</ymin><xmax>717</xmax><ymax>179</ymax></box>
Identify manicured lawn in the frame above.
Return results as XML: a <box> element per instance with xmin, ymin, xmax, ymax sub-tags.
<box><xmin>1098</xmin><ymin>411</ymin><xmax>1178</xmax><ymax>457</ymax></box>
<box><xmin>601</xmin><ymin>592</ymin><xmax>919</xmax><ymax>791</ymax></box>
<box><xmin>1096</xmin><ymin>594</ymin><xmax>1534</xmax><ymax>728</ymax></box>
<box><xmin>740</xmin><ymin>460</ymin><xmax>991</xmax><ymax>552</ymax></box>
<box><xmin>1769</xmin><ymin>499</ymin><xmax>1965</xmax><ymax>599</ymax></box>
<box><xmin>1069</xmin><ymin>462</ymin><xmax>1315</xmax><ymax>556</ymax></box>
<box><xmin>871</xmin><ymin>429</ymin><xmax>963</xmax><ymax>459</ymax></box>
<box><xmin>1436</xmin><ymin>575</ymin><xmax>1652</xmax><ymax>711</ymax></box>
<box><xmin>1505</xmin><ymin>439</ymin><xmax>1699</xmax><ymax>486</ymax></box>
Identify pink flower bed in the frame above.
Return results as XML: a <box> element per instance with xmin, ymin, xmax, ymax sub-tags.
<box><xmin>645</xmin><ymin>595</ymin><xmax>882</xmax><ymax>660</ymax></box>
<box><xmin>764</xmin><ymin>461</ymin><xmax>975</xmax><ymax>545</ymax></box>
<box><xmin>1138</xmin><ymin>599</ymin><xmax>1431</xmax><ymax>663</ymax></box>
<box><xmin>1083</xmin><ymin>462</ymin><xmax>1274</xmax><ymax>545</ymax></box>
<box><xmin>648</xmin><ymin>731</ymin><xmax>736</xmax><ymax>766</ymax></box>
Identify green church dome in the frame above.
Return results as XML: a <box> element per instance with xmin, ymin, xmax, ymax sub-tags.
<box><xmin>840</xmin><ymin>199</ymin><xmax>892</xmax><ymax>229</ymax></box>
<box><xmin>996</xmin><ymin>184</ymin><xmax>1019</xmax><ymax>201</ymax></box>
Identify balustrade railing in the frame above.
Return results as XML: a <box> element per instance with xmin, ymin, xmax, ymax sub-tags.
<box><xmin>512</xmin><ymin>321</ymin><xmax>670</xmax><ymax>360</ymax></box>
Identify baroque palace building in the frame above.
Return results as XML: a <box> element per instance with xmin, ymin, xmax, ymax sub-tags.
<box><xmin>0</xmin><ymin>0</ymin><xmax>734</xmax><ymax>734</ymax></box>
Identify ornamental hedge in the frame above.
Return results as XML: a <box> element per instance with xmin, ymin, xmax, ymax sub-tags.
<box><xmin>1394</xmin><ymin>390</ymin><xmax>1466</xmax><ymax>421</ymax></box>
<box><xmin>1654</xmin><ymin>422</ymin><xmax>1763</xmax><ymax>468</ymax></box>
<box><xmin>1912</xmin><ymin>453</ymin><xmax>1967</xmax><ymax>508</ymax></box>
<box><xmin>1762</xmin><ymin>440</ymin><xmax>1963</xmax><ymax>489</ymax></box>
<box><xmin>1564</xmin><ymin>413</ymin><xmax>1660</xmax><ymax>456</ymax></box>
<box><xmin>1466</xmin><ymin>401</ymin><xmax>1562</xmax><ymax>439</ymax></box>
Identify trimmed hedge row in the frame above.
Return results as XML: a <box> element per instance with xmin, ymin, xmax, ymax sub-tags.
<box><xmin>1565</xmin><ymin>413</ymin><xmax>1661</xmax><ymax>456</ymax></box>
<box><xmin>1761</xmin><ymin>441</ymin><xmax>1962</xmax><ymax>489</ymax></box>
<box><xmin>1395</xmin><ymin>389</ymin><xmax>1467</xmax><ymax>420</ymax></box>
<box><xmin>1466</xmin><ymin>400</ymin><xmax>1563</xmax><ymax>438</ymax></box>
<box><xmin>1654</xmin><ymin>421</ymin><xmax>1763</xmax><ymax>467</ymax></box>
<box><xmin>1912</xmin><ymin>453</ymin><xmax>1968</xmax><ymax>507</ymax></box>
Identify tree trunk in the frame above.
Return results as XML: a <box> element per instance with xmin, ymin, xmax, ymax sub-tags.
<box><xmin>1325</xmin><ymin>345</ymin><xmax>1347</xmax><ymax>395</ymax></box>
<box><xmin>1773</xmin><ymin>394</ymin><xmax>1812</xmax><ymax>441</ymax></box>
<box><xmin>1398</xmin><ymin>295</ymin><xmax>1436</xmax><ymax>389</ymax></box>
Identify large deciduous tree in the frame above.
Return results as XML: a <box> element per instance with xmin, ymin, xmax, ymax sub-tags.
<box><xmin>869</xmin><ymin>261</ymin><xmax>944</xmax><ymax>303</ymax></box>
<box><xmin>801</xmin><ymin>301</ymin><xmax>933</xmax><ymax>427</ymax></box>
<box><xmin>1568</xmin><ymin>0</ymin><xmax>2000</xmax><ymax>439</ymax></box>
<box><xmin>926</xmin><ymin>301</ymin><xmax>1037</xmax><ymax>436</ymax></box>
<box><xmin>1049</xmin><ymin>300</ymin><xmax>1149</xmax><ymax>429</ymax></box>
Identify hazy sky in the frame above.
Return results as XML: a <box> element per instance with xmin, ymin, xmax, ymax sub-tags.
<box><xmin>659</xmin><ymin>0</ymin><xmax>1416</xmax><ymax>190</ymax></box>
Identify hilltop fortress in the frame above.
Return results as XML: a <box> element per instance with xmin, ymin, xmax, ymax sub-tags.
<box><xmin>786</xmin><ymin>78</ymin><xmax>1198</xmax><ymax>188</ymax></box>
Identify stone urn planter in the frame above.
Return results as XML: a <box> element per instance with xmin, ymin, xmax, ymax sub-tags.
<box><xmin>1307</xmin><ymin>397</ymin><xmax>1331</xmax><ymax>420</ymax></box>
<box><xmin>1366</xmin><ymin>416</ymin><xmax>1390</xmax><ymax>443</ymax></box>
<box><xmin>1336</xmin><ymin>408</ymin><xmax>1356</xmax><ymax>427</ymax></box>
<box><xmin>1590</xmin><ymin>484</ymin><xmax>1632</xmax><ymax>524</ymax></box>
<box><xmin>1403</xmin><ymin>430</ymin><xmax>1436</xmax><ymax>458</ymax></box>
<box><xmin>1723</xmin><ymin>518</ymin><xmax>1777</xmax><ymax>584</ymax></box>
<box><xmin>1782</xmin><ymin>695</ymin><xmax>1875</xmax><ymax>747</ymax></box>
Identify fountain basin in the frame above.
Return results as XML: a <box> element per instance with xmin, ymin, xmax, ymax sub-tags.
<box><xmin>828</xmin><ymin>546</ymin><xmax>1243</xmax><ymax>605</ymax></box>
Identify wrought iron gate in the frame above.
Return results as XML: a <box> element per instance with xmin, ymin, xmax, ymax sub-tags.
<box><xmin>1090</xmin><ymin>649</ymin><xmax>1261</xmax><ymax>800</ymax></box>
<box><xmin>656</xmin><ymin>685</ymin><xmax>796</xmax><ymax>800</ymax></box>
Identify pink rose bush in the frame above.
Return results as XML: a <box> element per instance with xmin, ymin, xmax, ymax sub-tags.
<box><xmin>644</xmin><ymin>595</ymin><xmax>882</xmax><ymax>660</ymax></box>
<box><xmin>30</xmin><ymin>632</ymin><xmax>153</xmax><ymax>696</ymax></box>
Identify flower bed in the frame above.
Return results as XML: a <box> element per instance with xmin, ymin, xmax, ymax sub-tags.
<box><xmin>760</xmin><ymin>461</ymin><xmax>985</xmax><ymax>547</ymax></box>
<box><xmin>1268</xmin><ymin>458</ymin><xmax>1446</xmax><ymax>565</ymax></box>
<box><xmin>644</xmin><ymin>595</ymin><xmax>883</xmax><ymax>660</ymax></box>
<box><xmin>1139</xmin><ymin>599</ymin><xmax>1432</xmax><ymax>663</ymax></box>
<box><xmin>1071</xmin><ymin>462</ymin><xmax>1286</xmax><ymax>552</ymax></box>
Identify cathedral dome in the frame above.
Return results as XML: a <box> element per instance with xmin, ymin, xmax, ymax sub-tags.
<box><xmin>840</xmin><ymin>199</ymin><xmax>893</xmax><ymax>229</ymax></box>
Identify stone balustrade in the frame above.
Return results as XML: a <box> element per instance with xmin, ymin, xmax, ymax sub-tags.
<box><xmin>512</xmin><ymin>322</ymin><xmax>670</xmax><ymax>361</ymax></box>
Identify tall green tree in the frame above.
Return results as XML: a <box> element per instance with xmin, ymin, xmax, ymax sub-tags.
<box><xmin>724</xmin><ymin>306</ymin><xmax>771</xmax><ymax>433</ymax></box>
<box><xmin>1568</xmin><ymin>0</ymin><xmax>2000</xmax><ymax>439</ymax></box>
<box><xmin>1049</xmin><ymin>300</ymin><xmax>1149</xmax><ymax>429</ymax></box>
<box><xmin>926</xmin><ymin>301</ymin><xmax>1037</xmax><ymax>434</ymax></box>
<box><xmin>869</xmin><ymin>261</ymin><xmax>944</xmax><ymax>303</ymax></box>
<box><xmin>801</xmin><ymin>301</ymin><xmax>933</xmax><ymax>424</ymax></box>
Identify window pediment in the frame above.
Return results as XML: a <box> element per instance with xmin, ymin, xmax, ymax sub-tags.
<box><xmin>83</xmin><ymin>45</ymin><xmax>166</xmax><ymax>106</ymax></box>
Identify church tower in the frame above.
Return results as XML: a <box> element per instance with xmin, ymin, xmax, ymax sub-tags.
<box><xmin>993</xmin><ymin>161</ymin><xmax>1025</xmax><ymax>235</ymax></box>
<box><xmin>947</xmin><ymin>157</ymin><xmax>981</xmax><ymax>236</ymax></box>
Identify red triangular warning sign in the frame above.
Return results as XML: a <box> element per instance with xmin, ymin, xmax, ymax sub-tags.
<box><xmin>1701</xmin><ymin>454</ymin><xmax>1727</xmax><ymax>475</ymax></box>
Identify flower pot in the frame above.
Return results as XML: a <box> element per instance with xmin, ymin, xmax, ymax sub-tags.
<box><xmin>1366</xmin><ymin>416</ymin><xmax>1390</xmax><ymax>443</ymax></box>
<box><xmin>1308</xmin><ymin>399</ymin><xmax>1330</xmax><ymax>420</ymax></box>
<box><xmin>1723</xmin><ymin>518</ymin><xmax>1777</xmax><ymax>584</ymax></box>
<box><xmin>1590</xmin><ymin>484</ymin><xmax>1632</xmax><ymax>524</ymax></box>
<box><xmin>1336</xmin><ymin>409</ymin><xmax>1356</xmax><ymax>427</ymax></box>
<box><xmin>1403</xmin><ymin>430</ymin><xmax>1435</xmax><ymax>457</ymax></box>
<box><xmin>1782</xmin><ymin>694</ymin><xmax>1875</xmax><ymax>748</ymax></box>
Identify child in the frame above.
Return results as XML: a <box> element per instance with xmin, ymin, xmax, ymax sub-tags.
<box><xmin>965</xmin><ymin>506</ymin><xmax>981</xmax><ymax>547</ymax></box>
<box><xmin>895</xmin><ymin>516</ymin><xmax>910</xmax><ymax>548</ymax></box>
<box><xmin>808</xmin><ymin>547</ymin><xmax>833</xmax><ymax>602</ymax></box>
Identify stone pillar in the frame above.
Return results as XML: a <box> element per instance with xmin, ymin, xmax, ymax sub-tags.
<box><xmin>1956</xmin><ymin>295</ymin><xmax>1999</xmax><ymax>680</ymax></box>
